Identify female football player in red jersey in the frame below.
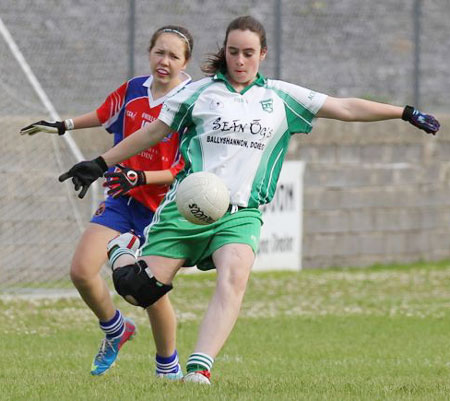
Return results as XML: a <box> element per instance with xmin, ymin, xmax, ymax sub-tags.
<box><xmin>20</xmin><ymin>25</ymin><xmax>193</xmax><ymax>378</ymax></box>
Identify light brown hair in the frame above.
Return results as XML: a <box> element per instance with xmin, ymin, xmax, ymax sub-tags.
<box><xmin>148</xmin><ymin>25</ymin><xmax>194</xmax><ymax>61</ymax></box>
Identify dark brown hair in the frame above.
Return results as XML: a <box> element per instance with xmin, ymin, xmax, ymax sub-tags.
<box><xmin>148</xmin><ymin>25</ymin><xmax>194</xmax><ymax>61</ymax></box>
<box><xmin>201</xmin><ymin>16</ymin><xmax>267</xmax><ymax>76</ymax></box>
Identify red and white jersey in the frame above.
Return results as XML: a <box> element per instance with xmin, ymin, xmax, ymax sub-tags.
<box><xmin>96</xmin><ymin>73</ymin><xmax>191</xmax><ymax>211</ymax></box>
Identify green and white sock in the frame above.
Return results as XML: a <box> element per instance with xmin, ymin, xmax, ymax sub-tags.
<box><xmin>186</xmin><ymin>352</ymin><xmax>214</xmax><ymax>373</ymax></box>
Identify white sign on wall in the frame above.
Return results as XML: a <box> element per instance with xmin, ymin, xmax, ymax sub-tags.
<box><xmin>253</xmin><ymin>161</ymin><xmax>305</xmax><ymax>271</ymax></box>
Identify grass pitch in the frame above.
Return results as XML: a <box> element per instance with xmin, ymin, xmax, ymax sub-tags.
<box><xmin>1</xmin><ymin>261</ymin><xmax>450</xmax><ymax>400</ymax></box>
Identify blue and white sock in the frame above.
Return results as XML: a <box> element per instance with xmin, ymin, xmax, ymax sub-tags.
<box><xmin>155</xmin><ymin>350</ymin><xmax>180</xmax><ymax>375</ymax></box>
<box><xmin>99</xmin><ymin>309</ymin><xmax>124</xmax><ymax>340</ymax></box>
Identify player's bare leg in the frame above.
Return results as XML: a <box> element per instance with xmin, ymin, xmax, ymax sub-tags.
<box><xmin>70</xmin><ymin>223</ymin><xmax>118</xmax><ymax>321</ymax></box>
<box><xmin>146</xmin><ymin>295</ymin><xmax>176</xmax><ymax>356</ymax></box>
<box><xmin>110</xmin><ymin>241</ymin><xmax>184</xmax><ymax>379</ymax></box>
<box><xmin>71</xmin><ymin>223</ymin><xmax>137</xmax><ymax>375</ymax></box>
<box><xmin>184</xmin><ymin>243</ymin><xmax>254</xmax><ymax>384</ymax></box>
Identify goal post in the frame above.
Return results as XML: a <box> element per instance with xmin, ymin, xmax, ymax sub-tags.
<box><xmin>0</xmin><ymin>17</ymin><xmax>102</xmax><ymax>294</ymax></box>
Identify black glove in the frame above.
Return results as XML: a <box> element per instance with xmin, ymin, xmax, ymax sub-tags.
<box><xmin>402</xmin><ymin>106</ymin><xmax>440</xmax><ymax>135</ymax></box>
<box><xmin>20</xmin><ymin>120</ymin><xmax>68</xmax><ymax>136</ymax></box>
<box><xmin>104</xmin><ymin>165</ymin><xmax>147</xmax><ymax>198</ymax></box>
<box><xmin>58</xmin><ymin>156</ymin><xmax>108</xmax><ymax>199</ymax></box>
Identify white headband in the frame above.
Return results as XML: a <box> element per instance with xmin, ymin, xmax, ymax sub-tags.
<box><xmin>162</xmin><ymin>28</ymin><xmax>191</xmax><ymax>53</ymax></box>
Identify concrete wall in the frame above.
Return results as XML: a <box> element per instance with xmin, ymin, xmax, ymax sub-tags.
<box><xmin>72</xmin><ymin>116</ymin><xmax>450</xmax><ymax>270</ymax></box>
<box><xmin>288</xmin><ymin>115</ymin><xmax>450</xmax><ymax>268</ymax></box>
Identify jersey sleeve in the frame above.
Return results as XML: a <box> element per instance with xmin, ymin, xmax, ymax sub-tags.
<box><xmin>269</xmin><ymin>79</ymin><xmax>327</xmax><ymax>134</ymax></box>
<box><xmin>96</xmin><ymin>82</ymin><xmax>128</xmax><ymax>133</ymax></box>
<box><xmin>158</xmin><ymin>78</ymin><xmax>213</xmax><ymax>133</ymax></box>
<box><xmin>158</xmin><ymin>89</ymin><xmax>194</xmax><ymax>133</ymax></box>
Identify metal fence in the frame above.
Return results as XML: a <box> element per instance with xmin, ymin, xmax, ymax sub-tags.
<box><xmin>1</xmin><ymin>0</ymin><xmax>448</xmax><ymax>116</ymax></box>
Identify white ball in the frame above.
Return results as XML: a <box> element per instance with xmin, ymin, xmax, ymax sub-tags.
<box><xmin>176</xmin><ymin>172</ymin><xmax>230</xmax><ymax>225</ymax></box>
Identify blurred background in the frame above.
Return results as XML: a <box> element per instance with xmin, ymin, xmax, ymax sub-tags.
<box><xmin>0</xmin><ymin>0</ymin><xmax>449</xmax><ymax>292</ymax></box>
<box><xmin>2</xmin><ymin>0</ymin><xmax>449</xmax><ymax>114</ymax></box>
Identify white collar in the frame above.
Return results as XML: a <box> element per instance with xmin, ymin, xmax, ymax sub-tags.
<box><xmin>143</xmin><ymin>71</ymin><xmax>191</xmax><ymax>108</ymax></box>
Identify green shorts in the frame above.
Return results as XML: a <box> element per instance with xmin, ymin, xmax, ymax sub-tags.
<box><xmin>141</xmin><ymin>199</ymin><xmax>263</xmax><ymax>271</ymax></box>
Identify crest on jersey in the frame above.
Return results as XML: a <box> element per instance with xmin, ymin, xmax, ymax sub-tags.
<box><xmin>260</xmin><ymin>98</ymin><xmax>273</xmax><ymax>113</ymax></box>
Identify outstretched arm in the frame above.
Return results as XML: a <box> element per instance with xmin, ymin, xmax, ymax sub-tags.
<box><xmin>101</xmin><ymin>120</ymin><xmax>171</xmax><ymax>166</ymax></box>
<box><xmin>58</xmin><ymin>119</ymin><xmax>172</xmax><ymax>198</ymax></box>
<box><xmin>317</xmin><ymin>97</ymin><xmax>403</xmax><ymax>121</ymax></box>
<box><xmin>20</xmin><ymin>110</ymin><xmax>101</xmax><ymax>136</ymax></box>
<box><xmin>316</xmin><ymin>97</ymin><xmax>439</xmax><ymax>134</ymax></box>
<box><xmin>71</xmin><ymin>111</ymin><xmax>102</xmax><ymax>129</ymax></box>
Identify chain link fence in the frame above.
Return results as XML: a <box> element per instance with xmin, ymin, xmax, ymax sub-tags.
<box><xmin>0</xmin><ymin>0</ymin><xmax>448</xmax><ymax>292</ymax></box>
<box><xmin>2</xmin><ymin>0</ymin><xmax>448</xmax><ymax>115</ymax></box>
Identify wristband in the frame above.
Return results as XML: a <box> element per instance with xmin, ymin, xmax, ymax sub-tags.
<box><xmin>64</xmin><ymin>119</ymin><xmax>74</xmax><ymax>130</ymax></box>
<box><xmin>401</xmin><ymin>105</ymin><xmax>414</xmax><ymax>121</ymax></box>
<box><xmin>94</xmin><ymin>156</ymin><xmax>108</xmax><ymax>173</ymax></box>
<box><xmin>137</xmin><ymin>170</ymin><xmax>147</xmax><ymax>185</ymax></box>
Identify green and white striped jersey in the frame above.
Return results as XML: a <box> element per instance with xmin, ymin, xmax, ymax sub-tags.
<box><xmin>158</xmin><ymin>72</ymin><xmax>327</xmax><ymax>208</ymax></box>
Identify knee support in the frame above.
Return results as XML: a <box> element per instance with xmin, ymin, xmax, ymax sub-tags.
<box><xmin>112</xmin><ymin>260</ymin><xmax>172</xmax><ymax>308</ymax></box>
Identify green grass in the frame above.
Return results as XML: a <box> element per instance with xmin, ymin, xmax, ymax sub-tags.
<box><xmin>2</xmin><ymin>261</ymin><xmax>450</xmax><ymax>400</ymax></box>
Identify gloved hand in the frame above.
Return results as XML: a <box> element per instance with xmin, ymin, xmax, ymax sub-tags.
<box><xmin>402</xmin><ymin>106</ymin><xmax>440</xmax><ymax>135</ymax></box>
<box><xmin>104</xmin><ymin>165</ymin><xmax>147</xmax><ymax>198</ymax></box>
<box><xmin>58</xmin><ymin>156</ymin><xmax>108</xmax><ymax>199</ymax></box>
<box><xmin>20</xmin><ymin>119</ymin><xmax>73</xmax><ymax>136</ymax></box>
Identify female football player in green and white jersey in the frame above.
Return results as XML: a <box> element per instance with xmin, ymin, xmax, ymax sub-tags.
<box><xmin>59</xmin><ymin>16</ymin><xmax>440</xmax><ymax>384</ymax></box>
